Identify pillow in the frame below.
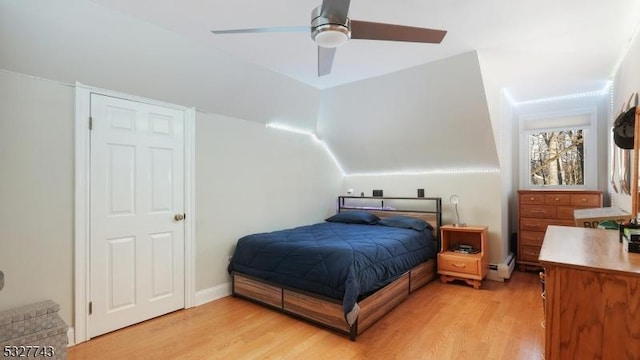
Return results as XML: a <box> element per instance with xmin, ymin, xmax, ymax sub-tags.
<box><xmin>325</xmin><ymin>211</ymin><xmax>380</xmax><ymax>225</ymax></box>
<box><xmin>378</xmin><ymin>215</ymin><xmax>433</xmax><ymax>231</ymax></box>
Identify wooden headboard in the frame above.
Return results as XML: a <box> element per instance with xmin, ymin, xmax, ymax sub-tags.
<box><xmin>337</xmin><ymin>196</ymin><xmax>442</xmax><ymax>244</ymax></box>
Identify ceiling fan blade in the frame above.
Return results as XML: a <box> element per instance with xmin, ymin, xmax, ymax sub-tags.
<box><xmin>318</xmin><ymin>46</ymin><xmax>337</xmax><ymax>76</ymax></box>
<box><xmin>320</xmin><ymin>0</ymin><xmax>351</xmax><ymax>22</ymax></box>
<box><xmin>212</xmin><ymin>26</ymin><xmax>309</xmax><ymax>35</ymax></box>
<box><xmin>350</xmin><ymin>20</ymin><xmax>446</xmax><ymax>43</ymax></box>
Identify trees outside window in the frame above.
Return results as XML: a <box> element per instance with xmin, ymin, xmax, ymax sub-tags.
<box><xmin>528</xmin><ymin>129</ymin><xmax>584</xmax><ymax>186</ymax></box>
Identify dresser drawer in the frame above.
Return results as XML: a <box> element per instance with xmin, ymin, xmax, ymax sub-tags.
<box><xmin>520</xmin><ymin>217</ymin><xmax>550</xmax><ymax>232</ymax></box>
<box><xmin>521</xmin><ymin>204</ymin><xmax>556</xmax><ymax>219</ymax></box>
<box><xmin>521</xmin><ymin>217</ymin><xmax>575</xmax><ymax>231</ymax></box>
<box><xmin>571</xmin><ymin>194</ymin><xmax>601</xmax><ymax>207</ymax></box>
<box><xmin>438</xmin><ymin>254</ymin><xmax>479</xmax><ymax>275</ymax></box>
<box><xmin>544</xmin><ymin>193</ymin><xmax>571</xmax><ymax>205</ymax></box>
<box><xmin>520</xmin><ymin>193</ymin><xmax>545</xmax><ymax>204</ymax></box>
<box><xmin>557</xmin><ymin>206</ymin><xmax>578</xmax><ymax>220</ymax></box>
<box><xmin>519</xmin><ymin>231</ymin><xmax>545</xmax><ymax>246</ymax></box>
<box><xmin>517</xmin><ymin>190</ymin><xmax>602</xmax><ymax>270</ymax></box>
<box><xmin>519</xmin><ymin>245</ymin><xmax>541</xmax><ymax>262</ymax></box>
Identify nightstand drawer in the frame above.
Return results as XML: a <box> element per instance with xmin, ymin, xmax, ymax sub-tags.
<box><xmin>438</xmin><ymin>254</ymin><xmax>479</xmax><ymax>275</ymax></box>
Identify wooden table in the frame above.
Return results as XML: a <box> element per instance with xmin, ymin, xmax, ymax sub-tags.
<box><xmin>539</xmin><ymin>225</ymin><xmax>640</xmax><ymax>360</ymax></box>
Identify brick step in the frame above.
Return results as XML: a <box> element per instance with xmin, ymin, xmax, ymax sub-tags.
<box><xmin>0</xmin><ymin>300</ymin><xmax>68</xmax><ymax>359</ymax></box>
<box><xmin>0</xmin><ymin>300</ymin><xmax>61</xmax><ymax>342</ymax></box>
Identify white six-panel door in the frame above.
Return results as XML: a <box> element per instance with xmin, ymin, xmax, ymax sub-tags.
<box><xmin>89</xmin><ymin>94</ymin><xmax>185</xmax><ymax>337</ymax></box>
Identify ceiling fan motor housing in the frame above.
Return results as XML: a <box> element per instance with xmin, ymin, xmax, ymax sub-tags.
<box><xmin>311</xmin><ymin>5</ymin><xmax>351</xmax><ymax>48</ymax></box>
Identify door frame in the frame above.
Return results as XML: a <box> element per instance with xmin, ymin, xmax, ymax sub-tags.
<box><xmin>73</xmin><ymin>83</ymin><xmax>196</xmax><ymax>344</ymax></box>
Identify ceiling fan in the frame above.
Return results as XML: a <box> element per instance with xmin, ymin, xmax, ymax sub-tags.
<box><xmin>211</xmin><ymin>0</ymin><xmax>447</xmax><ymax>76</ymax></box>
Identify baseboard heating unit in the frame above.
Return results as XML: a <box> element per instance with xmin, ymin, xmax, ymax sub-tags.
<box><xmin>487</xmin><ymin>252</ymin><xmax>515</xmax><ymax>282</ymax></box>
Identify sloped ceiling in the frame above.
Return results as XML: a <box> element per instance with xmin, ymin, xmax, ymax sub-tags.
<box><xmin>1</xmin><ymin>0</ymin><xmax>637</xmax><ymax>175</ymax></box>
<box><xmin>0</xmin><ymin>0</ymin><xmax>321</xmax><ymax>128</ymax></box>
<box><xmin>85</xmin><ymin>0</ymin><xmax>640</xmax><ymax>101</ymax></box>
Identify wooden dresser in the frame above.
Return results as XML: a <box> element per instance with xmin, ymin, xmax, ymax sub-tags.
<box><xmin>517</xmin><ymin>190</ymin><xmax>602</xmax><ymax>271</ymax></box>
<box><xmin>539</xmin><ymin>226</ymin><xmax>640</xmax><ymax>359</ymax></box>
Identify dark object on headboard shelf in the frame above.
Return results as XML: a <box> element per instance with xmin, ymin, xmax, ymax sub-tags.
<box><xmin>372</xmin><ymin>189</ymin><xmax>383</xmax><ymax>197</ymax></box>
<box><xmin>417</xmin><ymin>189</ymin><xmax>425</xmax><ymax>197</ymax></box>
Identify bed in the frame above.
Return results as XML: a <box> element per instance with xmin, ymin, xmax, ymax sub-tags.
<box><xmin>228</xmin><ymin>196</ymin><xmax>442</xmax><ymax>340</ymax></box>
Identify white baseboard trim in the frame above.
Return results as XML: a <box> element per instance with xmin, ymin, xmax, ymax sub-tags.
<box><xmin>195</xmin><ymin>282</ymin><xmax>232</xmax><ymax>306</ymax></box>
<box><xmin>67</xmin><ymin>327</ymin><xmax>75</xmax><ymax>347</ymax></box>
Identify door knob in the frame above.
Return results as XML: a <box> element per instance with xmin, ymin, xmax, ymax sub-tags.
<box><xmin>174</xmin><ymin>213</ymin><xmax>185</xmax><ymax>221</ymax></box>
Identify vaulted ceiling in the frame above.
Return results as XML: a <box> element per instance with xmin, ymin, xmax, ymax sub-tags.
<box><xmin>1</xmin><ymin>0</ymin><xmax>639</xmax><ymax>175</ymax></box>
<box><xmin>86</xmin><ymin>0</ymin><xmax>640</xmax><ymax>101</ymax></box>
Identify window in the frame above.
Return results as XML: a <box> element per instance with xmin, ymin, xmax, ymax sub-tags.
<box><xmin>519</xmin><ymin>108</ymin><xmax>597</xmax><ymax>189</ymax></box>
<box><xmin>528</xmin><ymin>129</ymin><xmax>584</xmax><ymax>185</ymax></box>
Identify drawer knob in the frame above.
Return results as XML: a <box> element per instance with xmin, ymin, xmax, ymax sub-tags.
<box><xmin>554</xmin><ymin>197</ymin><xmax>560</xmax><ymax>201</ymax></box>
<box><xmin>581</xmin><ymin>198</ymin><xmax>587</xmax><ymax>202</ymax></box>
<box><xmin>452</xmin><ymin>263</ymin><xmax>466</xmax><ymax>268</ymax></box>
<box><xmin>530</xmin><ymin>197</ymin><xmax>535</xmax><ymax>201</ymax></box>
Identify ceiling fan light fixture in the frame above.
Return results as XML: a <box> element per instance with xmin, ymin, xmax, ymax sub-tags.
<box><xmin>312</xmin><ymin>24</ymin><xmax>350</xmax><ymax>48</ymax></box>
<box><xmin>213</xmin><ymin>3</ymin><xmax>447</xmax><ymax>76</ymax></box>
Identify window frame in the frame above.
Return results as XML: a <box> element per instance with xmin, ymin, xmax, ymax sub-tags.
<box><xmin>519</xmin><ymin>107</ymin><xmax>598</xmax><ymax>190</ymax></box>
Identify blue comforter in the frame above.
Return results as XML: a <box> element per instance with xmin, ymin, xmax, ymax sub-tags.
<box><xmin>228</xmin><ymin>222</ymin><xmax>436</xmax><ymax>324</ymax></box>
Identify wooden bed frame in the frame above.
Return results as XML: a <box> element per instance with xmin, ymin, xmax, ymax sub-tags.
<box><xmin>230</xmin><ymin>196</ymin><xmax>442</xmax><ymax>341</ymax></box>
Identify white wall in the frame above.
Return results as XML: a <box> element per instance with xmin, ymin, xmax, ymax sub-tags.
<box><xmin>477</xmin><ymin>53</ymin><xmax>516</xmax><ymax>254</ymax></box>
<box><xmin>343</xmin><ymin>172</ymin><xmax>505</xmax><ymax>264</ymax></box>
<box><xmin>195</xmin><ymin>112</ymin><xmax>342</xmax><ymax>288</ymax></box>
<box><xmin>0</xmin><ymin>71</ymin><xmax>75</xmax><ymax>324</ymax></box>
<box><xmin>0</xmin><ymin>70</ymin><xmax>342</xmax><ymax>329</ymax></box>
<box><xmin>317</xmin><ymin>51</ymin><xmax>499</xmax><ymax>174</ymax></box>
<box><xmin>611</xmin><ymin>28</ymin><xmax>640</xmax><ymax>214</ymax></box>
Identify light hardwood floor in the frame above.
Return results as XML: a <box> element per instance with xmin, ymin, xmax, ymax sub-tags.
<box><xmin>68</xmin><ymin>271</ymin><xmax>544</xmax><ymax>360</ymax></box>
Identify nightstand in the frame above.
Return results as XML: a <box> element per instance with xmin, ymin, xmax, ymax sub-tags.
<box><xmin>437</xmin><ymin>225</ymin><xmax>489</xmax><ymax>289</ymax></box>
